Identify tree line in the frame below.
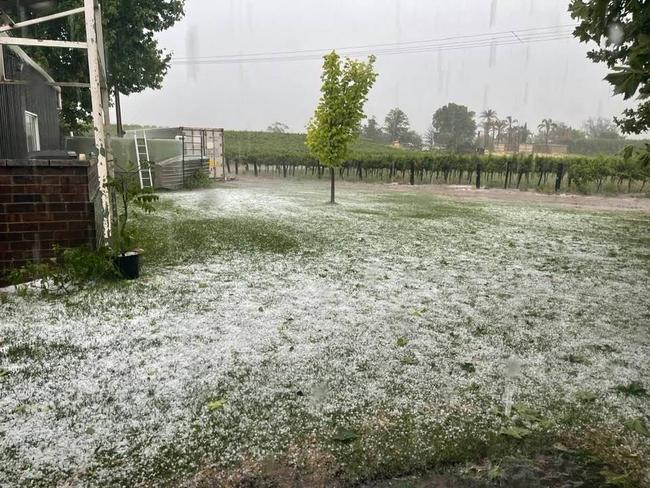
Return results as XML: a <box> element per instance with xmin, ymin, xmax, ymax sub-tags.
<box><xmin>357</xmin><ymin>103</ymin><xmax>633</xmax><ymax>155</ymax></box>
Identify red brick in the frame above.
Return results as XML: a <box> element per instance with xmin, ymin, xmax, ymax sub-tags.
<box><xmin>8</xmin><ymin>223</ymin><xmax>38</xmax><ymax>232</ymax></box>
<box><xmin>22</xmin><ymin>212</ymin><xmax>54</xmax><ymax>222</ymax></box>
<box><xmin>22</xmin><ymin>184</ymin><xmax>55</xmax><ymax>193</ymax></box>
<box><xmin>65</xmin><ymin>203</ymin><xmax>91</xmax><ymax>212</ymax></box>
<box><xmin>13</xmin><ymin>175</ymin><xmax>41</xmax><ymax>185</ymax></box>
<box><xmin>3</xmin><ymin>213</ymin><xmax>22</xmax><ymax>222</ymax></box>
<box><xmin>60</xmin><ymin>176</ymin><xmax>87</xmax><ymax>185</ymax></box>
<box><xmin>0</xmin><ymin>233</ymin><xmax>16</xmax><ymax>241</ymax></box>
<box><xmin>54</xmin><ymin>230</ymin><xmax>86</xmax><ymax>241</ymax></box>
<box><xmin>40</xmin><ymin>176</ymin><xmax>61</xmax><ymax>185</ymax></box>
<box><xmin>6</xmin><ymin>203</ymin><xmax>39</xmax><ymax>214</ymax></box>
<box><xmin>68</xmin><ymin>220</ymin><xmax>92</xmax><ymax>230</ymax></box>
<box><xmin>13</xmin><ymin>194</ymin><xmax>43</xmax><ymax>203</ymax></box>
<box><xmin>39</xmin><ymin>222</ymin><xmax>67</xmax><ymax>231</ymax></box>
<box><xmin>61</xmin><ymin>185</ymin><xmax>87</xmax><ymax>195</ymax></box>
<box><xmin>42</xmin><ymin>203</ymin><xmax>67</xmax><ymax>213</ymax></box>
<box><xmin>10</xmin><ymin>240</ymin><xmax>39</xmax><ymax>250</ymax></box>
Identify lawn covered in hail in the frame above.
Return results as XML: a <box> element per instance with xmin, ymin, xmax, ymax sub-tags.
<box><xmin>1</xmin><ymin>179</ymin><xmax>649</xmax><ymax>486</ymax></box>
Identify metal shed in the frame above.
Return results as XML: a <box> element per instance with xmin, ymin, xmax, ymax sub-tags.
<box><xmin>122</xmin><ymin>127</ymin><xmax>225</xmax><ymax>190</ymax></box>
<box><xmin>0</xmin><ymin>44</ymin><xmax>62</xmax><ymax>158</ymax></box>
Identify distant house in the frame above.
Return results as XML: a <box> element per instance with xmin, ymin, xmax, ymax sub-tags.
<box><xmin>492</xmin><ymin>142</ymin><xmax>567</xmax><ymax>155</ymax></box>
<box><xmin>0</xmin><ymin>41</ymin><xmax>62</xmax><ymax>158</ymax></box>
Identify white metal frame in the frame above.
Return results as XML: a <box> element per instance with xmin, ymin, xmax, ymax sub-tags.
<box><xmin>0</xmin><ymin>1</ymin><xmax>113</xmax><ymax>241</ymax></box>
<box><xmin>24</xmin><ymin>110</ymin><xmax>41</xmax><ymax>152</ymax></box>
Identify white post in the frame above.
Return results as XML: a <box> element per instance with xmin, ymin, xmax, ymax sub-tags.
<box><xmin>0</xmin><ymin>45</ymin><xmax>5</xmax><ymax>80</ymax></box>
<box><xmin>84</xmin><ymin>0</ymin><xmax>112</xmax><ymax>242</ymax></box>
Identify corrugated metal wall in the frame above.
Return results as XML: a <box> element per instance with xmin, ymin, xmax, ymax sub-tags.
<box><xmin>0</xmin><ymin>54</ymin><xmax>27</xmax><ymax>158</ymax></box>
<box><xmin>0</xmin><ymin>50</ymin><xmax>61</xmax><ymax>159</ymax></box>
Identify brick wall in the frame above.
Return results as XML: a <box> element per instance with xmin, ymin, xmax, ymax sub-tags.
<box><xmin>0</xmin><ymin>159</ymin><xmax>97</xmax><ymax>284</ymax></box>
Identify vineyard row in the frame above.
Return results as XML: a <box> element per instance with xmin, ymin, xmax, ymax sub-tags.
<box><xmin>223</xmin><ymin>151</ymin><xmax>649</xmax><ymax>193</ymax></box>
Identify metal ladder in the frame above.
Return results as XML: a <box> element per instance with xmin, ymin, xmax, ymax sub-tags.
<box><xmin>134</xmin><ymin>131</ymin><xmax>153</xmax><ymax>189</ymax></box>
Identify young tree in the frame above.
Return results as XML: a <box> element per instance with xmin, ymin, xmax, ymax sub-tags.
<box><xmin>9</xmin><ymin>0</ymin><xmax>185</xmax><ymax>132</ymax></box>
<box><xmin>362</xmin><ymin>116</ymin><xmax>385</xmax><ymax>142</ymax></box>
<box><xmin>306</xmin><ymin>51</ymin><xmax>377</xmax><ymax>204</ymax></box>
<box><xmin>431</xmin><ymin>103</ymin><xmax>477</xmax><ymax>152</ymax></box>
<box><xmin>383</xmin><ymin>108</ymin><xmax>410</xmax><ymax>142</ymax></box>
<box><xmin>267</xmin><ymin>122</ymin><xmax>290</xmax><ymax>133</ymax></box>
<box><xmin>570</xmin><ymin>0</ymin><xmax>650</xmax><ymax>135</ymax></box>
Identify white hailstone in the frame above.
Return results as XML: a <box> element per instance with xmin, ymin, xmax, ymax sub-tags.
<box><xmin>607</xmin><ymin>23</ymin><xmax>625</xmax><ymax>45</ymax></box>
<box><xmin>310</xmin><ymin>382</ymin><xmax>329</xmax><ymax>409</ymax></box>
<box><xmin>504</xmin><ymin>356</ymin><xmax>522</xmax><ymax>378</ymax></box>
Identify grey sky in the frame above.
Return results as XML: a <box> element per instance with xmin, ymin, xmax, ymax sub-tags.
<box><xmin>118</xmin><ymin>0</ymin><xmax>631</xmax><ymax>135</ymax></box>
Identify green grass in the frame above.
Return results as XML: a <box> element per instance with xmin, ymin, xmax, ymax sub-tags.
<box><xmin>133</xmin><ymin>200</ymin><xmax>309</xmax><ymax>268</ymax></box>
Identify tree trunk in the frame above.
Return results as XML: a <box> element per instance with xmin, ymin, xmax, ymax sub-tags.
<box><xmin>114</xmin><ymin>88</ymin><xmax>125</xmax><ymax>137</ymax></box>
<box><xmin>330</xmin><ymin>167</ymin><xmax>335</xmax><ymax>204</ymax></box>
<box><xmin>555</xmin><ymin>164</ymin><xmax>564</xmax><ymax>192</ymax></box>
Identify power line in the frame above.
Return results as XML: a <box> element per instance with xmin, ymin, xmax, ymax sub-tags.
<box><xmin>173</xmin><ymin>24</ymin><xmax>574</xmax><ymax>61</ymax></box>
<box><xmin>174</xmin><ymin>24</ymin><xmax>575</xmax><ymax>62</ymax></box>
<box><xmin>172</xmin><ymin>28</ymin><xmax>576</xmax><ymax>65</ymax></box>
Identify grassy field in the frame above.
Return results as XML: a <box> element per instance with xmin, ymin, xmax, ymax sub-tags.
<box><xmin>1</xmin><ymin>179</ymin><xmax>649</xmax><ymax>487</ymax></box>
<box><xmin>225</xmin><ymin>130</ymin><xmax>403</xmax><ymax>156</ymax></box>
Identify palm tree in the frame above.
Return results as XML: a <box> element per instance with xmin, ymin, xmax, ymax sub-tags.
<box><xmin>479</xmin><ymin>109</ymin><xmax>497</xmax><ymax>149</ymax></box>
<box><xmin>505</xmin><ymin>115</ymin><xmax>518</xmax><ymax>150</ymax></box>
<box><xmin>538</xmin><ymin>118</ymin><xmax>557</xmax><ymax>145</ymax></box>
<box><xmin>518</xmin><ymin>123</ymin><xmax>531</xmax><ymax>144</ymax></box>
<box><xmin>494</xmin><ymin>119</ymin><xmax>507</xmax><ymax>145</ymax></box>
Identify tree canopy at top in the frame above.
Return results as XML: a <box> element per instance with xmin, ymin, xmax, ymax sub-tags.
<box><xmin>8</xmin><ymin>0</ymin><xmax>185</xmax><ymax>131</ymax></box>
<box><xmin>306</xmin><ymin>51</ymin><xmax>377</xmax><ymax>168</ymax></box>
<box><xmin>569</xmin><ymin>0</ymin><xmax>650</xmax><ymax>135</ymax></box>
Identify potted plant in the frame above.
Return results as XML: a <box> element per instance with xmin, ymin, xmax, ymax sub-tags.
<box><xmin>108</xmin><ymin>162</ymin><xmax>158</xmax><ymax>279</ymax></box>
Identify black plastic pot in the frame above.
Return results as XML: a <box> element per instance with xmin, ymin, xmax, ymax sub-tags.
<box><xmin>113</xmin><ymin>252</ymin><xmax>140</xmax><ymax>280</ymax></box>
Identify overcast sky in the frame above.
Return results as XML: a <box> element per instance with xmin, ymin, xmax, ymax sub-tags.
<box><xmin>117</xmin><ymin>0</ymin><xmax>633</xmax><ymax>135</ymax></box>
